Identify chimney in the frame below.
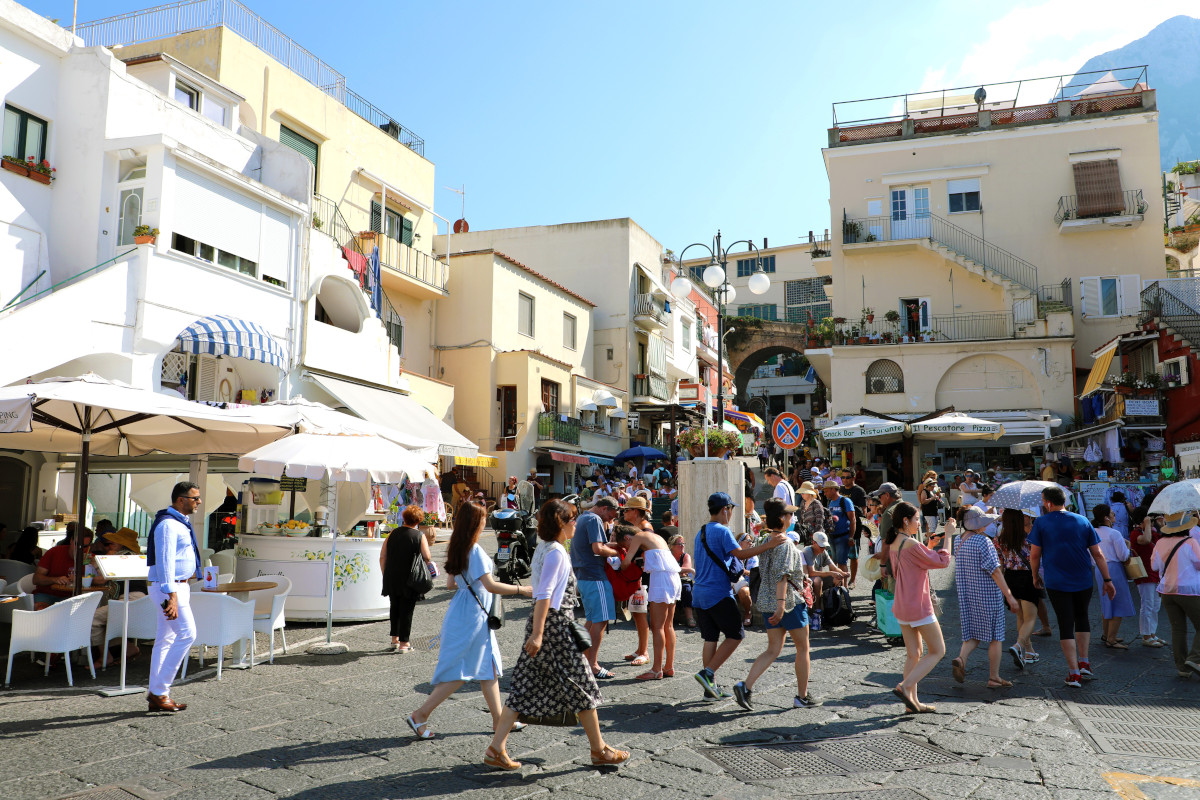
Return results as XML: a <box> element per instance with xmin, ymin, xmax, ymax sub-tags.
<box><xmin>763</xmin><ymin>237</ymin><xmax>768</xmax><ymax>249</ymax></box>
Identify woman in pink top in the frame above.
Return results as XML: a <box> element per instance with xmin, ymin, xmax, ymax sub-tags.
<box><xmin>1151</xmin><ymin>511</ymin><xmax>1200</xmax><ymax>678</ymax></box>
<box><xmin>887</xmin><ymin>501</ymin><xmax>951</xmax><ymax>713</ymax></box>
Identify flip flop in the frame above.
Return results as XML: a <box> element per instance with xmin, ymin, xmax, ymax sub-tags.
<box><xmin>635</xmin><ymin>671</ymin><xmax>663</xmax><ymax>681</ymax></box>
<box><xmin>629</xmin><ymin>654</ymin><xmax>649</xmax><ymax>666</ymax></box>
<box><xmin>892</xmin><ymin>686</ymin><xmax>919</xmax><ymax>713</ymax></box>
<box><xmin>951</xmin><ymin>657</ymin><xmax>965</xmax><ymax>684</ymax></box>
<box><xmin>594</xmin><ymin>667</ymin><xmax>616</xmax><ymax>679</ymax></box>
<box><xmin>987</xmin><ymin>678</ymin><xmax>1013</xmax><ymax>689</ymax></box>
<box><xmin>406</xmin><ymin>714</ymin><xmax>434</xmax><ymax>740</ymax></box>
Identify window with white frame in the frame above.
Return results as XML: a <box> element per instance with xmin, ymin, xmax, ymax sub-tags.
<box><xmin>174</xmin><ymin>80</ymin><xmax>200</xmax><ymax>111</ymax></box>
<box><xmin>1159</xmin><ymin>356</ymin><xmax>1190</xmax><ymax>386</ymax></box>
<box><xmin>563</xmin><ymin>312</ymin><xmax>576</xmax><ymax>350</ymax></box>
<box><xmin>116</xmin><ymin>161</ymin><xmax>147</xmax><ymax>247</ymax></box>
<box><xmin>948</xmin><ymin>178</ymin><xmax>981</xmax><ymax>213</ymax></box>
<box><xmin>681</xmin><ymin>320</ymin><xmax>691</xmax><ymax>350</ymax></box>
<box><xmin>1080</xmin><ymin>275</ymin><xmax>1142</xmax><ymax>318</ymax></box>
<box><xmin>518</xmin><ymin>292</ymin><xmax>535</xmax><ymax>337</ymax></box>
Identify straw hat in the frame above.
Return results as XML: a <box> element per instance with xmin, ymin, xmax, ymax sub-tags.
<box><xmin>797</xmin><ymin>481</ymin><xmax>819</xmax><ymax>497</ymax></box>
<box><xmin>1161</xmin><ymin>510</ymin><xmax>1198</xmax><ymax>535</ymax></box>
<box><xmin>964</xmin><ymin>505</ymin><xmax>999</xmax><ymax>532</ymax></box>
<box><xmin>859</xmin><ymin>554</ymin><xmax>883</xmax><ymax>583</ymax></box>
<box><xmin>102</xmin><ymin>527</ymin><xmax>141</xmax><ymax>554</ymax></box>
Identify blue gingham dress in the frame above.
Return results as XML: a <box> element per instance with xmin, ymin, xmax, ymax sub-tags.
<box><xmin>955</xmin><ymin>533</ymin><xmax>1006</xmax><ymax>642</ymax></box>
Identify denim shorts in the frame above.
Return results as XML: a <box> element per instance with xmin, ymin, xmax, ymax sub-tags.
<box><xmin>766</xmin><ymin>603</ymin><xmax>810</xmax><ymax>631</ymax></box>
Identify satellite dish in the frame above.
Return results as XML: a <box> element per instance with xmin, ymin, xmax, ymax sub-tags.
<box><xmin>973</xmin><ymin>87</ymin><xmax>987</xmax><ymax>107</ymax></box>
<box><xmin>453</xmin><ymin>218</ymin><xmax>469</xmax><ymax>234</ymax></box>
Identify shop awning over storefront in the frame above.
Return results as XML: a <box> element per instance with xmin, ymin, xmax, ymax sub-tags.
<box><xmin>724</xmin><ymin>409</ymin><xmax>765</xmax><ymax>430</ymax></box>
<box><xmin>1033</xmin><ymin>420</ymin><xmax>1123</xmax><ymax>448</ymax></box>
<box><xmin>821</xmin><ymin>416</ymin><xmax>907</xmax><ymax>443</ymax></box>
<box><xmin>1080</xmin><ymin>340</ymin><xmax>1118</xmax><ymax>398</ymax></box>
<box><xmin>177</xmin><ymin>315</ymin><xmax>288</xmax><ymax>368</ymax></box>
<box><xmin>306</xmin><ymin>373</ymin><xmax>478</xmax><ymax>459</ymax></box>
<box><xmin>586</xmin><ymin>454</ymin><xmax>615</xmax><ymax>465</ymax></box>
<box><xmin>455</xmin><ymin>454</ymin><xmax>499</xmax><ymax>468</ymax></box>
<box><xmin>910</xmin><ymin>413</ymin><xmax>1005</xmax><ymax>440</ymax></box>
<box><xmin>549</xmin><ymin>450</ymin><xmax>589</xmax><ymax>465</ymax></box>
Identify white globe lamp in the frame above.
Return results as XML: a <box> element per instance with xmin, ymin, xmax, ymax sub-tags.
<box><xmin>747</xmin><ymin>272</ymin><xmax>771</xmax><ymax>295</ymax></box>
<box><xmin>719</xmin><ymin>284</ymin><xmax>737</xmax><ymax>305</ymax></box>
<box><xmin>671</xmin><ymin>275</ymin><xmax>692</xmax><ymax>298</ymax></box>
<box><xmin>702</xmin><ymin>263</ymin><xmax>725</xmax><ymax>288</ymax></box>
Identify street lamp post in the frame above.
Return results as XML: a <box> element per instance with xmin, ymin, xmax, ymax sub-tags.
<box><xmin>672</xmin><ymin>230</ymin><xmax>772</xmax><ymax>427</ymax></box>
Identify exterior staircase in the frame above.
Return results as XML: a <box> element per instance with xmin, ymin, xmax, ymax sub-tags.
<box><xmin>1141</xmin><ymin>278</ymin><xmax>1200</xmax><ymax>352</ymax></box>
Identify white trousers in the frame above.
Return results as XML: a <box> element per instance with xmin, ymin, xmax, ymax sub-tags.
<box><xmin>1137</xmin><ymin>581</ymin><xmax>1161</xmax><ymax>637</ymax></box>
<box><xmin>148</xmin><ymin>583</ymin><xmax>196</xmax><ymax>696</ymax></box>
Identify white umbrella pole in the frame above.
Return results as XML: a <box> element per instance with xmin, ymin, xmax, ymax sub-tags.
<box><xmin>309</xmin><ymin>474</ymin><xmax>347</xmax><ymax>655</ymax></box>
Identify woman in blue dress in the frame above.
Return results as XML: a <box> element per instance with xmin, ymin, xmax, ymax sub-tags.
<box><xmin>407</xmin><ymin>501</ymin><xmax>533</xmax><ymax>739</ymax></box>
<box><xmin>951</xmin><ymin>507</ymin><xmax>1019</xmax><ymax>688</ymax></box>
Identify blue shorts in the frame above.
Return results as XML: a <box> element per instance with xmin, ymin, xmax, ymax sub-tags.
<box><xmin>830</xmin><ymin>534</ymin><xmax>856</xmax><ymax>565</ymax></box>
<box><xmin>766</xmin><ymin>604</ymin><xmax>809</xmax><ymax>630</ymax></box>
<box><xmin>577</xmin><ymin>579</ymin><xmax>615</xmax><ymax>624</ymax></box>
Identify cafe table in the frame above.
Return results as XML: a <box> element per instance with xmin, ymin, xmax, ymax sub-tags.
<box><xmin>201</xmin><ymin>580</ymin><xmax>277</xmax><ymax>668</ymax></box>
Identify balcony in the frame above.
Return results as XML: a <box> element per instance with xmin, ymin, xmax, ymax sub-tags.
<box><xmin>632</xmin><ymin>374</ymin><xmax>670</xmax><ymax>403</ymax></box>
<box><xmin>536</xmin><ymin>412</ymin><xmax>581</xmax><ymax>447</ymax></box>
<box><xmin>829</xmin><ymin>67</ymin><xmax>1151</xmax><ymax>148</ymax></box>
<box><xmin>1055</xmin><ymin>189</ymin><xmax>1146</xmax><ymax>233</ymax></box>
<box><xmin>809</xmin><ymin>233</ymin><xmax>832</xmax><ymax>259</ymax></box>
<box><xmin>634</xmin><ymin>293</ymin><xmax>669</xmax><ymax>330</ymax></box>
<box><xmin>372</xmin><ymin>234</ymin><xmax>448</xmax><ymax>300</ymax></box>
<box><xmin>828</xmin><ymin>308</ymin><xmax>1073</xmax><ymax>346</ymax></box>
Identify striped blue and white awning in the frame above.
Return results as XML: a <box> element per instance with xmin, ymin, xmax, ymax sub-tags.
<box><xmin>176</xmin><ymin>315</ymin><xmax>287</xmax><ymax>369</ymax></box>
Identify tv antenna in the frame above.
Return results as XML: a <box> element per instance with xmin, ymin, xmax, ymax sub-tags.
<box><xmin>444</xmin><ymin>185</ymin><xmax>468</xmax><ymax>233</ymax></box>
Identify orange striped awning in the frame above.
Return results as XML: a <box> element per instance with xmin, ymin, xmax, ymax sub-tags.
<box><xmin>1081</xmin><ymin>342</ymin><xmax>1117</xmax><ymax>398</ymax></box>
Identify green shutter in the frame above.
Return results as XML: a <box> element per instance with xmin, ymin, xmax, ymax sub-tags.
<box><xmin>401</xmin><ymin>216</ymin><xmax>413</xmax><ymax>246</ymax></box>
<box><xmin>370</xmin><ymin>201</ymin><xmax>383</xmax><ymax>234</ymax></box>
<box><xmin>279</xmin><ymin>126</ymin><xmax>318</xmax><ymax>189</ymax></box>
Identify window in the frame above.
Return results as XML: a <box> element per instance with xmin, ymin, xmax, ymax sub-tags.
<box><xmin>737</xmin><ymin>304</ymin><xmax>777</xmax><ymax>320</ymax></box>
<box><xmin>866</xmin><ymin>359</ymin><xmax>904</xmax><ymax>394</ymax></box>
<box><xmin>370</xmin><ymin>201</ymin><xmax>413</xmax><ymax>246</ymax></box>
<box><xmin>541</xmin><ymin>379</ymin><xmax>560</xmax><ymax>414</ymax></box>
<box><xmin>736</xmin><ymin>255</ymin><xmax>776</xmax><ymax>277</ymax></box>
<box><xmin>1072</xmin><ymin>159</ymin><xmax>1123</xmax><ymax>218</ymax></box>
<box><xmin>172</xmin><ymin>232</ymin><xmax>260</xmax><ymax>280</ymax></box>
<box><xmin>563</xmin><ymin>312</ymin><xmax>577</xmax><ymax>350</ymax></box>
<box><xmin>203</xmin><ymin>97</ymin><xmax>228</xmax><ymax>127</ymax></box>
<box><xmin>279</xmin><ymin>125</ymin><xmax>319</xmax><ymax>191</ymax></box>
<box><xmin>784</xmin><ymin>277</ymin><xmax>831</xmax><ymax>325</ymax></box>
<box><xmin>890</xmin><ymin>189</ymin><xmax>907</xmax><ymax>221</ymax></box>
<box><xmin>1080</xmin><ymin>275</ymin><xmax>1141</xmax><ymax>318</ymax></box>
<box><xmin>914</xmin><ymin>186</ymin><xmax>931</xmax><ymax>217</ymax></box>
<box><xmin>681</xmin><ymin>321</ymin><xmax>691</xmax><ymax>350</ymax></box>
<box><xmin>688</xmin><ymin>266</ymin><xmax>705</xmax><ymax>283</ymax></box>
<box><xmin>518</xmin><ymin>292</ymin><xmax>535</xmax><ymax>336</ymax></box>
<box><xmin>117</xmin><ymin>187</ymin><xmax>143</xmax><ymax>246</ymax></box>
<box><xmin>3</xmin><ymin>104</ymin><xmax>48</xmax><ymax>163</ymax></box>
<box><xmin>1159</xmin><ymin>357</ymin><xmax>1190</xmax><ymax>386</ymax></box>
<box><xmin>947</xmin><ymin>179</ymin><xmax>981</xmax><ymax>213</ymax></box>
<box><xmin>174</xmin><ymin>81</ymin><xmax>200</xmax><ymax>110</ymax></box>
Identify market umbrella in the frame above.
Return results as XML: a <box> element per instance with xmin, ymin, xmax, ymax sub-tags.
<box><xmin>237</xmin><ymin>432</ymin><xmax>436</xmax><ymax>651</ymax></box>
<box><xmin>1147</xmin><ymin>479</ymin><xmax>1200</xmax><ymax>515</ymax></box>
<box><xmin>614</xmin><ymin>445</ymin><xmax>669</xmax><ymax>464</ymax></box>
<box><xmin>820</xmin><ymin>416</ymin><xmax>908</xmax><ymax>443</ymax></box>
<box><xmin>990</xmin><ymin>480</ymin><xmax>1059</xmax><ymax>511</ymax></box>
<box><xmin>909</xmin><ymin>412</ymin><xmax>1005</xmax><ymax>440</ymax></box>
<box><xmin>0</xmin><ymin>374</ymin><xmax>291</xmax><ymax>593</ymax></box>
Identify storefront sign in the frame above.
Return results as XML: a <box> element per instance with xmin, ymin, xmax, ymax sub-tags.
<box><xmin>455</xmin><ymin>455</ymin><xmax>499</xmax><ymax>468</ymax></box>
<box><xmin>627</xmin><ymin>412</ymin><xmax>640</xmax><ymax>430</ymax></box>
<box><xmin>0</xmin><ymin>396</ymin><xmax>33</xmax><ymax>433</ymax></box>
<box><xmin>1123</xmin><ymin>398</ymin><xmax>1160</xmax><ymax>416</ymax></box>
<box><xmin>279</xmin><ymin>476</ymin><xmax>308</xmax><ymax>492</ymax></box>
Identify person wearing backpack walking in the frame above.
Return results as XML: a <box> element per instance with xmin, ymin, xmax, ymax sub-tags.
<box><xmin>692</xmin><ymin>492</ymin><xmax>786</xmax><ymax>702</ymax></box>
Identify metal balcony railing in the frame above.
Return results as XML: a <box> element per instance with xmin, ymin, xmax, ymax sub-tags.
<box><xmin>375</xmin><ymin>235</ymin><xmax>448</xmax><ymax>294</ymax></box>
<box><xmin>632</xmin><ymin>375</ymin><xmax>670</xmax><ymax>401</ymax></box>
<box><xmin>537</xmin><ymin>412</ymin><xmax>580</xmax><ymax>446</ymax></box>
<box><xmin>809</xmin><ymin>234</ymin><xmax>832</xmax><ymax>258</ymax></box>
<box><xmin>1141</xmin><ymin>278</ymin><xmax>1200</xmax><ymax>352</ymax></box>
<box><xmin>313</xmin><ymin>193</ymin><xmax>371</xmax><ymax>294</ymax></box>
<box><xmin>1055</xmin><ymin>189</ymin><xmax>1147</xmax><ymax>224</ymax></box>
<box><xmin>75</xmin><ymin>0</ymin><xmax>424</xmax><ymax>156</ymax></box>
<box><xmin>634</xmin><ymin>293</ymin><xmax>668</xmax><ymax>325</ymax></box>
<box><xmin>842</xmin><ymin>212</ymin><xmax>1038</xmax><ymax>292</ymax></box>
<box><xmin>1038</xmin><ymin>279</ymin><xmax>1073</xmax><ymax>313</ymax></box>
<box><xmin>834</xmin><ymin>311</ymin><xmax>1019</xmax><ymax>343</ymax></box>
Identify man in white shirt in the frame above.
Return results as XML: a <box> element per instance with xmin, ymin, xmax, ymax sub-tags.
<box><xmin>764</xmin><ymin>467</ymin><xmax>795</xmax><ymax>507</ymax></box>
<box><xmin>146</xmin><ymin>481</ymin><xmax>203</xmax><ymax>713</ymax></box>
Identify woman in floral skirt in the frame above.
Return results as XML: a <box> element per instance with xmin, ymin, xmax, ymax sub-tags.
<box><xmin>486</xmin><ymin>499</ymin><xmax>631</xmax><ymax>770</ymax></box>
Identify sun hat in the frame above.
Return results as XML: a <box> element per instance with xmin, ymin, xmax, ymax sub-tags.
<box><xmin>1161</xmin><ymin>510</ymin><xmax>1198</xmax><ymax>535</ymax></box>
<box><xmin>102</xmin><ymin>527</ymin><xmax>141</xmax><ymax>554</ymax></box>
<box><xmin>623</xmin><ymin>495</ymin><xmax>650</xmax><ymax>511</ymax></box>
<box><xmin>797</xmin><ymin>481</ymin><xmax>819</xmax><ymax>497</ymax></box>
<box><xmin>859</xmin><ymin>554</ymin><xmax>883</xmax><ymax>583</ymax></box>
<box><xmin>822</xmin><ymin>479</ymin><xmax>839</xmax><ymax>489</ymax></box>
<box><xmin>964</xmin><ymin>505</ymin><xmax>1000</xmax><ymax>532</ymax></box>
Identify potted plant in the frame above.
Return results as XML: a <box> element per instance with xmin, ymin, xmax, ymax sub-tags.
<box><xmin>677</xmin><ymin>427</ymin><xmax>742</xmax><ymax>458</ymax></box>
<box><xmin>132</xmin><ymin>225</ymin><xmax>159</xmax><ymax>245</ymax></box>
<box><xmin>1139</xmin><ymin>373</ymin><xmax>1163</xmax><ymax>394</ymax></box>
<box><xmin>818</xmin><ymin>317</ymin><xmax>836</xmax><ymax>347</ymax></box>
<box><xmin>862</xmin><ymin>307</ymin><xmax>875</xmax><ymax>324</ymax></box>
<box><xmin>1113</xmin><ymin>371</ymin><xmax>1136</xmax><ymax>395</ymax></box>
<box><xmin>842</xmin><ymin>220</ymin><xmax>862</xmax><ymax>244</ymax></box>
<box><xmin>1</xmin><ymin>155</ymin><xmax>29</xmax><ymax>177</ymax></box>
<box><xmin>26</xmin><ymin>158</ymin><xmax>55</xmax><ymax>184</ymax></box>
<box><xmin>884</xmin><ymin>309</ymin><xmax>900</xmax><ymax>325</ymax></box>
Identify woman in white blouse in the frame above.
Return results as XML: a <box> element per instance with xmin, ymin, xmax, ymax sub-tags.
<box><xmin>1152</xmin><ymin>511</ymin><xmax>1200</xmax><ymax>678</ymax></box>
<box><xmin>1092</xmin><ymin>504</ymin><xmax>1134</xmax><ymax>649</ymax></box>
<box><xmin>486</xmin><ymin>500</ymin><xmax>630</xmax><ymax>770</ymax></box>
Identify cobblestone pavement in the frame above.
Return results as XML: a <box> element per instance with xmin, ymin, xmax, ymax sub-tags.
<box><xmin>3</xmin><ymin>471</ymin><xmax>1199</xmax><ymax>799</ymax></box>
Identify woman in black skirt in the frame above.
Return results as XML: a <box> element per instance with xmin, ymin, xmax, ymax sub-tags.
<box><xmin>994</xmin><ymin>508</ymin><xmax>1044</xmax><ymax>669</ymax></box>
<box><xmin>485</xmin><ymin>499</ymin><xmax>631</xmax><ymax>770</ymax></box>
<box><xmin>380</xmin><ymin>505</ymin><xmax>433</xmax><ymax>652</ymax></box>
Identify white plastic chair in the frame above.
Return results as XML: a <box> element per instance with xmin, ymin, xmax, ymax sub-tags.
<box><xmin>5</xmin><ymin>592</ymin><xmax>102</xmax><ymax>686</ymax></box>
<box><xmin>0</xmin><ymin>559</ymin><xmax>34</xmax><ymax>584</ymax></box>
<box><xmin>182</xmin><ymin>592</ymin><xmax>254</xmax><ymax>680</ymax></box>
<box><xmin>200</xmin><ymin>548</ymin><xmax>215</xmax><ymax>568</ymax></box>
<box><xmin>249</xmin><ymin>576</ymin><xmax>291</xmax><ymax>663</ymax></box>
<box><xmin>101</xmin><ymin>594</ymin><xmax>158</xmax><ymax>669</ymax></box>
<box><xmin>0</xmin><ymin>577</ymin><xmax>34</xmax><ymax>625</ymax></box>
<box><xmin>210</xmin><ymin>550</ymin><xmax>236</xmax><ymax>575</ymax></box>
<box><xmin>217</xmin><ymin>573</ymin><xmax>235</xmax><ymax>585</ymax></box>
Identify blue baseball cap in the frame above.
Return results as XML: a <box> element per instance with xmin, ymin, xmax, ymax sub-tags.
<box><xmin>707</xmin><ymin>492</ymin><xmax>736</xmax><ymax>514</ymax></box>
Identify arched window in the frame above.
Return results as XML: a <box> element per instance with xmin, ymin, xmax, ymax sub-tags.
<box><xmin>866</xmin><ymin>359</ymin><xmax>904</xmax><ymax>394</ymax></box>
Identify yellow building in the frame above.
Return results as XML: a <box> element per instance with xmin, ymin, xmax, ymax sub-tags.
<box><xmin>811</xmin><ymin>67</ymin><xmax>1165</xmax><ymax>482</ymax></box>
<box><xmin>436</xmin><ymin>249</ymin><xmax>627</xmax><ymax>495</ymax></box>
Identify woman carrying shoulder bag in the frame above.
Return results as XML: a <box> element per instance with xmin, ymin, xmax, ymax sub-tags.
<box><xmin>1150</xmin><ymin>511</ymin><xmax>1200</xmax><ymax>678</ymax></box>
<box><xmin>380</xmin><ymin>505</ymin><xmax>433</xmax><ymax>653</ymax></box>
<box><xmin>487</xmin><ymin>499</ymin><xmax>630</xmax><ymax>770</ymax></box>
<box><xmin>406</xmin><ymin>501</ymin><xmax>532</xmax><ymax>740</ymax></box>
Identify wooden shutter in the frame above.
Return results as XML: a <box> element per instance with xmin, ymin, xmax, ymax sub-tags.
<box><xmin>1118</xmin><ymin>274</ymin><xmax>1142</xmax><ymax>316</ymax></box>
<box><xmin>370</xmin><ymin>201</ymin><xmax>382</xmax><ymax>234</ymax></box>
<box><xmin>1072</xmin><ymin>160</ymin><xmax>1123</xmax><ymax>218</ymax></box>
<box><xmin>648</xmin><ymin>335</ymin><xmax>667</xmax><ymax>377</ymax></box>
<box><xmin>401</xmin><ymin>215</ymin><xmax>414</xmax><ymax>246</ymax></box>
<box><xmin>1079</xmin><ymin>277</ymin><xmax>1101</xmax><ymax>317</ymax></box>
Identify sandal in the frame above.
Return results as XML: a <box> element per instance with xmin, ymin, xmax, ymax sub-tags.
<box><xmin>1033</xmin><ymin>628</ymin><xmax>1053</xmax><ymax>637</ymax></box>
<box><xmin>635</xmin><ymin>670</ymin><xmax>663</xmax><ymax>681</ymax></box>
<box><xmin>593</xmin><ymin>667</ymin><xmax>616</xmax><ymax>679</ymax></box>
<box><xmin>987</xmin><ymin>678</ymin><xmax>1013</xmax><ymax>689</ymax></box>
<box><xmin>590</xmin><ymin>745</ymin><xmax>631</xmax><ymax>767</ymax></box>
<box><xmin>892</xmin><ymin>685</ymin><xmax>919</xmax><ymax>713</ymax></box>
<box><xmin>951</xmin><ymin>657</ymin><xmax>965</xmax><ymax>684</ymax></box>
<box><xmin>406</xmin><ymin>714</ymin><xmax>434</xmax><ymax>740</ymax></box>
<box><xmin>484</xmin><ymin>746</ymin><xmax>522</xmax><ymax>771</ymax></box>
<box><xmin>628</xmin><ymin>654</ymin><xmax>649</xmax><ymax>667</ymax></box>
<box><xmin>662</xmin><ymin>669</ymin><xmax>675</xmax><ymax>677</ymax></box>
<box><xmin>1141</xmin><ymin>637</ymin><xmax>1165</xmax><ymax>648</ymax></box>
<box><xmin>915</xmin><ymin>702</ymin><xmax>937</xmax><ymax>713</ymax></box>
<box><xmin>1102</xmin><ymin>639</ymin><xmax>1129</xmax><ymax>650</ymax></box>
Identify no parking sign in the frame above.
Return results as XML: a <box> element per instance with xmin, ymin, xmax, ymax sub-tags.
<box><xmin>772</xmin><ymin>412</ymin><xmax>804</xmax><ymax>451</ymax></box>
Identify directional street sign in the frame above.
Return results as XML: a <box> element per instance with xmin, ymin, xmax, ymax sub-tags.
<box><xmin>772</xmin><ymin>412</ymin><xmax>805</xmax><ymax>451</ymax></box>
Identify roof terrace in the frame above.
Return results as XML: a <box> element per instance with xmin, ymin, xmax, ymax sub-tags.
<box><xmin>74</xmin><ymin>0</ymin><xmax>424</xmax><ymax>157</ymax></box>
<box><xmin>829</xmin><ymin>66</ymin><xmax>1151</xmax><ymax>148</ymax></box>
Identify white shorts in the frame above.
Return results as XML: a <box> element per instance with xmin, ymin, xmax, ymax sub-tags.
<box><xmin>896</xmin><ymin>614</ymin><xmax>937</xmax><ymax>628</ymax></box>
<box><xmin>648</xmin><ymin>571</ymin><xmax>682</xmax><ymax>604</ymax></box>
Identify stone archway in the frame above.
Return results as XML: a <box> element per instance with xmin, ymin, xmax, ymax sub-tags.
<box><xmin>724</xmin><ymin>319</ymin><xmax>815</xmax><ymax>408</ymax></box>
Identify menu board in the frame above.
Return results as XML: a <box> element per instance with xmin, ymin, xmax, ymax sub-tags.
<box><xmin>94</xmin><ymin>554</ymin><xmax>149</xmax><ymax>580</ymax></box>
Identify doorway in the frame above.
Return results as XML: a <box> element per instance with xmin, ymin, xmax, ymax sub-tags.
<box><xmin>0</xmin><ymin>457</ymin><xmax>31</xmax><ymax>531</ymax></box>
<box><xmin>499</xmin><ymin>386</ymin><xmax>517</xmax><ymax>450</ymax></box>
<box><xmin>890</xmin><ymin>186</ymin><xmax>930</xmax><ymax>240</ymax></box>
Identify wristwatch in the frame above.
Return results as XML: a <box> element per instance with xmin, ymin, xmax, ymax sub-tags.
<box><xmin>1103</xmin><ymin>578</ymin><xmax>1113</xmax><ymax>583</ymax></box>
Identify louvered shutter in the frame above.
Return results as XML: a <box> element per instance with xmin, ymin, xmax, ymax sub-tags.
<box><xmin>1080</xmin><ymin>277</ymin><xmax>1101</xmax><ymax>317</ymax></box>
<box><xmin>1072</xmin><ymin>160</ymin><xmax>1123</xmax><ymax>218</ymax></box>
<box><xmin>401</xmin><ymin>215</ymin><xmax>414</xmax><ymax>246</ymax></box>
<box><xmin>648</xmin><ymin>335</ymin><xmax>667</xmax><ymax>377</ymax></box>
<box><xmin>1118</xmin><ymin>274</ymin><xmax>1143</xmax><ymax>316</ymax></box>
<box><xmin>370</xmin><ymin>201</ymin><xmax>382</xmax><ymax>234</ymax></box>
<box><xmin>174</xmin><ymin>167</ymin><xmax>262</xmax><ymax>261</ymax></box>
<box><xmin>279</xmin><ymin>126</ymin><xmax>318</xmax><ymax>191</ymax></box>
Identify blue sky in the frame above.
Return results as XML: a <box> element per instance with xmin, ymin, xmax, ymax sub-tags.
<box><xmin>29</xmin><ymin>0</ymin><xmax>1195</xmax><ymax>251</ymax></box>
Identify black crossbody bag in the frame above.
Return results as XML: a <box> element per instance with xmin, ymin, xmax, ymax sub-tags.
<box><xmin>700</xmin><ymin>524</ymin><xmax>743</xmax><ymax>584</ymax></box>
<box><xmin>462</xmin><ymin>571</ymin><xmax>504</xmax><ymax>630</ymax></box>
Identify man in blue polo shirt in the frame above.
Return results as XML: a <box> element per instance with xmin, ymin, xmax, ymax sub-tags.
<box><xmin>822</xmin><ymin>479</ymin><xmax>857</xmax><ymax>572</ymax></box>
<box><xmin>693</xmin><ymin>492</ymin><xmax>787</xmax><ymax>701</ymax></box>
<box><xmin>570</xmin><ymin>496</ymin><xmax>622</xmax><ymax>679</ymax></box>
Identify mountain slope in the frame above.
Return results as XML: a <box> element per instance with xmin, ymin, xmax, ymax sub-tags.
<box><xmin>1071</xmin><ymin>15</ymin><xmax>1200</xmax><ymax>169</ymax></box>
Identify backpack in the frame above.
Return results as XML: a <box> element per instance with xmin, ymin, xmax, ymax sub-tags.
<box><xmin>821</xmin><ymin>584</ymin><xmax>853</xmax><ymax>628</ymax></box>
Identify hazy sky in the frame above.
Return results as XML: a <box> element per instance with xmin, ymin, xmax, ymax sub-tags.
<box><xmin>30</xmin><ymin>0</ymin><xmax>1196</xmax><ymax>251</ymax></box>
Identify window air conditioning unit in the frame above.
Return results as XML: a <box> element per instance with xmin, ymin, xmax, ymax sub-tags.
<box><xmin>869</xmin><ymin>376</ymin><xmax>900</xmax><ymax>394</ymax></box>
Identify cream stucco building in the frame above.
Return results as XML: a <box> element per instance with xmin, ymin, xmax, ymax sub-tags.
<box><xmin>810</xmin><ymin>68</ymin><xmax>1166</xmax><ymax>484</ymax></box>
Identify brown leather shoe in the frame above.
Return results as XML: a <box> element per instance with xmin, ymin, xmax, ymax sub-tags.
<box><xmin>147</xmin><ymin>693</ymin><xmax>187</xmax><ymax>713</ymax></box>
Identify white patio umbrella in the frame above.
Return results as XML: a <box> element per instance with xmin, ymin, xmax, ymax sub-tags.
<box><xmin>990</xmin><ymin>480</ymin><xmax>1059</xmax><ymax>511</ymax></box>
<box><xmin>1148</xmin><ymin>479</ymin><xmax>1200</xmax><ymax>516</ymax></box>
<box><xmin>909</xmin><ymin>412</ymin><xmax>1005</xmax><ymax>441</ymax></box>
<box><xmin>237</xmin><ymin>432</ymin><xmax>436</xmax><ymax>650</ymax></box>
<box><xmin>820</xmin><ymin>416</ymin><xmax>908</xmax><ymax>443</ymax></box>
